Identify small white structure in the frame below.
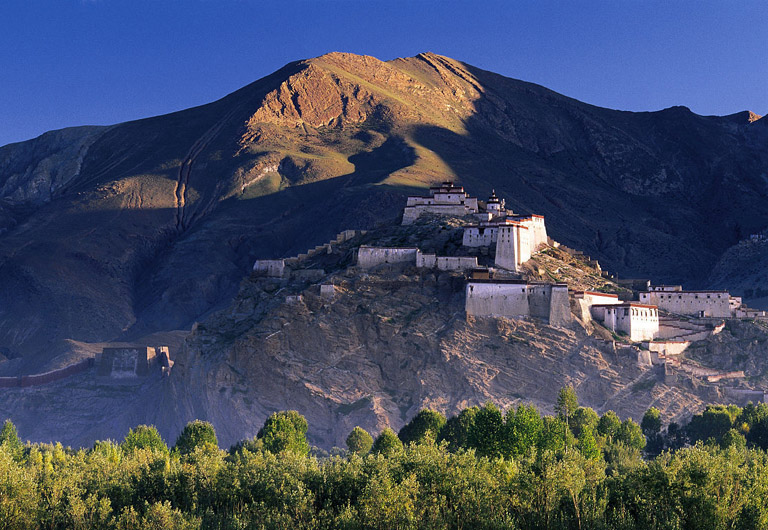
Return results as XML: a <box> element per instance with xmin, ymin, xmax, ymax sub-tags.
<box><xmin>320</xmin><ymin>284</ymin><xmax>336</xmax><ymax>299</ymax></box>
<box><xmin>465</xmin><ymin>280</ymin><xmax>571</xmax><ymax>326</ymax></box>
<box><xmin>592</xmin><ymin>302</ymin><xmax>659</xmax><ymax>342</ymax></box>
<box><xmin>639</xmin><ymin>289</ymin><xmax>730</xmax><ymax>318</ymax></box>
<box><xmin>402</xmin><ymin>182</ymin><xmax>479</xmax><ymax>224</ymax></box>
<box><xmin>253</xmin><ymin>259</ymin><xmax>286</xmax><ymax>278</ymax></box>
<box><xmin>571</xmin><ymin>290</ymin><xmax>622</xmax><ymax>322</ymax></box>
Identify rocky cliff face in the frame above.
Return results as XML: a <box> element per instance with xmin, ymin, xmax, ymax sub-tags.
<box><xmin>0</xmin><ymin>52</ymin><xmax>766</xmax><ymax>446</ymax></box>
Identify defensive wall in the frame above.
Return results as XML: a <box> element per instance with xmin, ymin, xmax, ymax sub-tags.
<box><xmin>357</xmin><ymin>246</ymin><xmax>479</xmax><ymax>272</ymax></box>
<box><xmin>0</xmin><ymin>358</ymin><xmax>95</xmax><ymax>388</ymax></box>
<box><xmin>415</xmin><ymin>253</ymin><xmax>479</xmax><ymax>271</ymax></box>
<box><xmin>465</xmin><ymin>280</ymin><xmax>571</xmax><ymax>326</ymax></box>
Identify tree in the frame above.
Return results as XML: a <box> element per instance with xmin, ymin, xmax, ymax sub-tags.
<box><xmin>641</xmin><ymin>408</ymin><xmax>662</xmax><ymax>436</ymax></box>
<box><xmin>505</xmin><ymin>404</ymin><xmax>543</xmax><ymax>456</ymax></box>
<box><xmin>721</xmin><ymin>428</ymin><xmax>747</xmax><ymax>450</ymax></box>
<box><xmin>467</xmin><ymin>402</ymin><xmax>506</xmax><ymax>458</ymax></box>
<box><xmin>538</xmin><ymin>416</ymin><xmax>575</xmax><ymax>454</ymax></box>
<box><xmin>174</xmin><ymin>420</ymin><xmax>218</xmax><ymax>455</ymax></box>
<box><xmin>0</xmin><ymin>419</ymin><xmax>23</xmax><ymax>459</ymax></box>
<box><xmin>257</xmin><ymin>410</ymin><xmax>310</xmax><ymax>456</ymax></box>
<box><xmin>687</xmin><ymin>405</ymin><xmax>734</xmax><ymax>446</ymax></box>
<box><xmin>597</xmin><ymin>411</ymin><xmax>621</xmax><ymax>441</ymax></box>
<box><xmin>346</xmin><ymin>426</ymin><xmax>373</xmax><ymax>456</ymax></box>
<box><xmin>555</xmin><ymin>385</ymin><xmax>579</xmax><ymax>428</ymax></box>
<box><xmin>616</xmin><ymin>419</ymin><xmax>645</xmax><ymax>451</ymax></box>
<box><xmin>570</xmin><ymin>407</ymin><xmax>599</xmax><ymax>439</ymax></box>
<box><xmin>371</xmin><ymin>428</ymin><xmax>403</xmax><ymax>456</ymax></box>
<box><xmin>577</xmin><ymin>426</ymin><xmax>601</xmax><ymax>460</ymax></box>
<box><xmin>121</xmin><ymin>425</ymin><xmax>168</xmax><ymax>454</ymax></box>
<box><xmin>398</xmin><ymin>409</ymin><xmax>446</xmax><ymax>445</ymax></box>
<box><xmin>642</xmin><ymin>407</ymin><xmax>664</xmax><ymax>456</ymax></box>
<box><xmin>437</xmin><ymin>406</ymin><xmax>478</xmax><ymax>452</ymax></box>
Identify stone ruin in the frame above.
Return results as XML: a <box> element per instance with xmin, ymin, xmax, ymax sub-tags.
<box><xmin>97</xmin><ymin>346</ymin><xmax>172</xmax><ymax>379</ymax></box>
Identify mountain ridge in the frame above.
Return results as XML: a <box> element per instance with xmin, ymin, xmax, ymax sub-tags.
<box><xmin>1</xmin><ymin>51</ymin><xmax>768</xmax><ymax>446</ymax></box>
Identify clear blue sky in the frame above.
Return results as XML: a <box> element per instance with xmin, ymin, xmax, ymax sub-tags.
<box><xmin>0</xmin><ymin>0</ymin><xmax>765</xmax><ymax>147</ymax></box>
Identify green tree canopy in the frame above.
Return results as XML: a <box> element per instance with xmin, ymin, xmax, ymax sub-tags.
<box><xmin>505</xmin><ymin>404</ymin><xmax>543</xmax><ymax>457</ymax></box>
<box><xmin>467</xmin><ymin>402</ymin><xmax>506</xmax><ymax>458</ymax></box>
<box><xmin>570</xmin><ymin>407</ymin><xmax>599</xmax><ymax>438</ymax></box>
<box><xmin>398</xmin><ymin>409</ymin><xmax>446</xmax><ymax>445</ymax></box>
<box><xmin>641</xmin><ymin>407</ymin><xmax>662</xmax><ymax>436</ymax></box>
<box><xmin>346</xmin><ymin>426</ymin><xmax>374</xmax><ymax>456</ymax></box>
<box><xmin>120</xmin><ymin>425</ymin><xmax>168</xmax><ymax>454</ymax></box>
<box><xmin>0</xmin><ymin>419</ymin><xmax>23</xmax><ymax>457</ymax></box>
<box><xmin>257</xmin><ymin>410</ymin><xmax>310</xmax><ymax>456</ymax></box>
<box><xmin>174</xmin><ymin>420</ymin><xmax>218</xmax><ymax>455</ymax></box>
<box><xmin>597</xmin><ymin>411</ymin><xmax>622</xmax><ymax>441</ymax></box>
<box><xmin>437</xmin><ymin>406</ymin><xmax>478</xmax><ymax>452</ymax></box>
<box><xmin>371</xmin><ymin>428</ymin><xmax>403</xmax><ymax>456</ymax></box>
<box><xmin>616</xmin><ymin>419</ymin><xmax>646</xmax><ymax>451</ymax></box>
<box><xmin>555</xmin><ymin>385</ymin><xmax>579</xmax><ymax>426</ymax></box>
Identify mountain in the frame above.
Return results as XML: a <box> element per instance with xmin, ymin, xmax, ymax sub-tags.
<box><xmin>0</xmin><ymin>52</ymin><xmax>767</xmax><ymax>445</ymax></box>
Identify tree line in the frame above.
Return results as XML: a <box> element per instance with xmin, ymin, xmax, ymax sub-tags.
<box><xmin>2</xmin><ymin>387</ymin><xmax>768</xmax><ymax>529</ymax></box>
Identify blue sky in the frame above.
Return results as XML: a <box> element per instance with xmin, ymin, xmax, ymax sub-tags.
<box><xmin>0</xmin><ymin>0</ymin><xmax>765</xmax><ymax>147</ymax></box>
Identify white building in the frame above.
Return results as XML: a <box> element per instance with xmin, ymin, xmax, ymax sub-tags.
<box><xmin>402</xmin><ymin>182</ymin><xmax>479</xmax><ymax>224</ymax></box>
<box><xmin>639</xmin><ymin>289</ymin><xmax>730</xmax><ymax>318</ymax></box>
<box><xmin>465</xmin><ymin>280</ymin><xmax>571</xmax><ymax>326</ymax></box>
<box><xmin>592</xmin><ymin>302</ymin><xmax>659</xmax><ymax>342</ymax></box>
<box><xmin>494</xmin><ymin>222</ymin><xmax>532</xmax><ymax>272</ymax></box>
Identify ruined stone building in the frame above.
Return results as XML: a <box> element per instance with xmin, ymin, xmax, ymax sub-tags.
<box><xmin>402</xmin><ymin>182</ymin><xmax>479</xmax><ymax>224</ymax></box>
<box><xmin>98</xmin><ymin>346</ymin><xmax>169</xmax><ymax>379</ymax></box>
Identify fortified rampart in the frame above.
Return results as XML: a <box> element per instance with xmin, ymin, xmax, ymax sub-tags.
<box><xmin>357</xmin><ymin>246</ymin><xmax>419</xmax><ymax>268</ymax></box>
<box><xmin>0</xmin><ymin>358</ymin><xmax>95</xmax><ymax>388</ymax></box>
<box><xmin>97</xmin><ymin>346</ymin><xmax>164</xmax><ymax>378</ymax></box>
<box><xmin>465</xmin><ymin>280</ymin><xmax>571</xmax><ymax>326</ymax></box>
<box><xmin>415</xmin><ymin>253</ymin><xmax>478</xmax><ymax>271</ymax></box>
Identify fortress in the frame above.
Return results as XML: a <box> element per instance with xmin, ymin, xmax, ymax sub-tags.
<box><xmin>252</xmin><ymin>181</ymin><xmax>765</xmax><ymax>347</ymax></box>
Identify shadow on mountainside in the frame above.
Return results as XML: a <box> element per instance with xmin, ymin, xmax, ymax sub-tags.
<box><xmin>410</xmin><ymin>61</ymin><xmax>768</xmax><ymax>287</ymax></box>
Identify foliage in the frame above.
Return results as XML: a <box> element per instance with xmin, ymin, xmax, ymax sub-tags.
<box><xmin>437</xmin><ymin>406</ymin><xmax>477</xmax><ymax>451</ymax></box>
<box><xmin>371</xmin><ymin>428</ymin><xmax>403</xmax><ymax>456</ymax></box>
<box><xmin>257</xmin><ymin>410</ymin><xmax>310</xmax><ymax>456</ymax></box>
<box><xmin>121</xmin><ymin>425</ymin><xmax>169</xmax><ymax>454</ymax></box>
<box><xmin>174</xmin><ymin>420</ymin><xmax>218</xmax><ymax>456</ymax></box>
<box><xmin>397</xmin><ymin>409</ymin><xmax>446</xmax><ymax>445</ymax></box>
<box><xmin>346</xmin><ymin>426</ymin><xmax>373</xmax><ymax>456</ymax></box>
<box><xmin>6</xmin><ymin>397</ymin><xmax>768</xmax><ymax>529</ymax></box>
<box><xmin>555</xmin><ymin>385</ymin><xmax>579</xmax><ymax>425</ymax></box>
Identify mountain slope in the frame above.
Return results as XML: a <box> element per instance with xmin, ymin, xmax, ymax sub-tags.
<box><xmin>0</xmin><ymin>51</ymin><xmax>767</xmax><ymax>445</ymax></box>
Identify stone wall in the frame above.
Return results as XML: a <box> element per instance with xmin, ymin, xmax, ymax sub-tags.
<box><xmin>356</xmin><ymin>246</ymin><xmax>419</xmax><ymax>268</ymax></box>
<box><xmin>0</xmin><ymin>358</ymin><xmax>95</xmax><ymax>388</ymax></box>
<box><xmin>98</xmin><ymin>347</ymin><xmax>158</xmax><ymax>378</ymax></box>
<box><xmin>416</xmin><ymin>252</ymin><xmax>478</xmax><ymax>271</ymax></box>
<box><xmin>253</xmin><ymin>259</ymin><xmax>285</xmax><ymax>278</ymax></box>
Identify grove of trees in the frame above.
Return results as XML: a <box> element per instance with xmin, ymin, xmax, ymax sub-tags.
<box><xmin>3</xmin><ymin>388</ymin><xmax>768</xmax><ymax>529</ymax></box>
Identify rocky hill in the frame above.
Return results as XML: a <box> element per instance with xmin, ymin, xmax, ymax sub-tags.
<box><xmin>1</xmin><ymin>52</ymin><xmax>767</xmax><ymax>446</ymax></box>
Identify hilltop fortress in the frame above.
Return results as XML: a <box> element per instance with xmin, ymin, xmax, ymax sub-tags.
<box><xmin>254</xmin><ymin>181</ymin><xmax>765</xmax><ymax>349</ymax></box>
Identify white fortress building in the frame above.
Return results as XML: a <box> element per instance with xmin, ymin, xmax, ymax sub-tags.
<box><xmin>463</xmin><ymin>191</ymin><xmax>549</xmax><ymax>272</ymax></box>
<box><xmin>465</xmin><ymin>279</ymin><xmax>571</xmax><ymax>327</ymax></box>
<box><xmin>402</xmin><ymin>182</ymin><xmax>479</xmax><ymax>224</ymax></box>
<box><xmin>591</xmin><ymin>302</ymin><xmax>660</xmax><ymax>342</ymax></box>
<box><xmin>639</xmin><ymin>285</ymin><xmax>732</xmax><ymax>318</ymax></box>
